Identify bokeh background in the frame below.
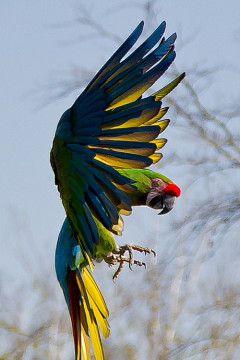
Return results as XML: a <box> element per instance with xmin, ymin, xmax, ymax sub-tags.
<box><xmin>1</xmin><ymin>0</ymin><xmax>240</xmax><ymax>358</ymax></box>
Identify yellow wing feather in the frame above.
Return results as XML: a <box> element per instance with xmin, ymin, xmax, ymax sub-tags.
<box><xmin>150</xmin><ymin>139</ymin><xmax>167</xmax><ymax>150</ymax></box>
<box><xmin>150</xmin><ymin>119</ymin><xmax>170</xmax><ymax>133</ymax></box>
<box><xmin>152</xmin><ymin>73</ymin><xmax>185</xmax><ymax>100</ymax></box>
<box><xmin>142</xmin><ymin>107</ymin><xmax>169</xmax><ymax>126</ymax></box>
<box><xmin>149</xmin><ymin>153</ymin><xmax>162</xmax><ymax>164</ymax></box>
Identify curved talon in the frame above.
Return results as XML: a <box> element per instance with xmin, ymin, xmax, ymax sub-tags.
<box><xmin>104</xmin><ymin>243</ymin><xmax>155</xmax><ymax>280</ymax></box>
<box><xmin>151</xmin><ymin>249</ymin><xmax>156</xmax><ymax>257</ymax></box>
<box><xmin>114</xmin><ymin>243</ymin><xmax>156</xmax><ymax>259</ymax></box>
<box><xmin>112</xmin><ymin>256</ymin><xmax>146</xmax><ymax>281</ymax></box>
<box><xmin>129</xmin><ymin>261</ymin><xmax>134</xmax><ymax>270</ymax></box>
<box><xmin>113</xmin><ymin>261</ymin><xmax>125</xmax><ymax>282</ymax></box>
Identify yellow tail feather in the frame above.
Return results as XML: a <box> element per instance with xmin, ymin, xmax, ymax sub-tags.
<box><xmin>83</xmin><ymin>269</ymin><xmax>109</xmax><ymax>318</ymax></box>
<box><xmin>81</xmin><ymin>325</ymin><xmax>90</xmax><ymax>360</ymax></box>
<box><xmin>75</xmin><ymin>269</ymin><xmax>110</xmax><ymax>360</ymax></box>
<box><xmin>82</xmin><ymin>293</ymin><xmax>104</xmax><ymax>360</ymax></box>
<box><xmin>87</xmin><ymin>296</ymin><xmax>110</xmax><ymax>338</ymax></box>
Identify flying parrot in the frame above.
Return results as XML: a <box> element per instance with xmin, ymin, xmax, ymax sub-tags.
<box><xmin>50</xmin><ymin>20</ymin><xmax>185</xmax><ymax>271</ymax></box>
<box><xmin>51</xmin><ymin>20</ymin><xmax>184</xmax><ymax>360</ymax></box>
<box><xmin>56</xmin><ymin>169</ymin><xmax>180</xmax><ymax>360</ymax></box>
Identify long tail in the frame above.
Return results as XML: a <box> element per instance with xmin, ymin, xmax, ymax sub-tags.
<box><xmin>67</xmin><ymin>267</ymin><xmax>110</xmax><ymax>360</ymax></box>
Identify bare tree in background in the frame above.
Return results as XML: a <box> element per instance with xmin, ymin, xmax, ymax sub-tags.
<box><xmin>1</xmin><ymin>1</ymin><xmax>240</xmax><ymax>359</ymax></box>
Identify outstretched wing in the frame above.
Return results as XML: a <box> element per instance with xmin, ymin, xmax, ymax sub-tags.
<box><xmin>51</xmin><ymin>21</ymin><xmax>185</xmax><ymax>267</ymax></box>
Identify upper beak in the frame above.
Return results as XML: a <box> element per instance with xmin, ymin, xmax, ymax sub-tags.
<box><xmin>158</xmin><ymin>193</ymin><xmax>176</xmax><ymax>215</ymax></box>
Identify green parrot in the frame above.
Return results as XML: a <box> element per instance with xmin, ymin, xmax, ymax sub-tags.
<box><xmin>50</xmin><ymin>20</ymin><xmax>185</xmax><ymax>270</ymax></box>
<box><xmin>56</xmin><ymin>169</ymin><xmax>181</xmax><ymax>360</ymax></box>
<box><xmin>52</xmin><ymin>20</ymin><xmax>184</xmax><ymax>360</ymax></box>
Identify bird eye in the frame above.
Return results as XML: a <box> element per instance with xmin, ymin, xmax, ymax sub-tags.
<box><xmin>157</xmin><ymin>180</ymin><xmax>162</xmax><ymax>186</ymax></box>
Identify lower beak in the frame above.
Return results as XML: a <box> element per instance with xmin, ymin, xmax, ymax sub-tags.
<box><xmin>158</xmin><ymin>193</ymin><xmax>176</xmax><ymax>215</ymax></box>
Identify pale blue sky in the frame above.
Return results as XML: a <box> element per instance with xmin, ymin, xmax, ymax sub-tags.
<box><xmin>1</xmin><ymin>0</ymin><xmax>240</xmax><ymax>326</ymax></box>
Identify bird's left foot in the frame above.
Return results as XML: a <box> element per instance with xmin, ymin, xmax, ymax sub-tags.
<box><xmin>114</xmin><ymin>243</ymin><xmax>156</xmax><ymax>268</ymax></box>
<box><xmin>103</xmin><ymin>243</ymin><xmax>156</xmax><ymax>281</ymax></box>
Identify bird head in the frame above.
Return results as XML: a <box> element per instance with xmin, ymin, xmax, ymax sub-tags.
<box><xmin>146</xmin><ymin>177</ymin><xmax>181</xmax><ymax>215</ymax></box>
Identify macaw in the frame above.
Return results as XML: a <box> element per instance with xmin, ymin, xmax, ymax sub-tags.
<box><xmin>50</xmin><ymin>20</ymin><xmax>185</xmax><ymax>270</ymax></box>
<box><xmin>56</xmin><ymin>169</ymin><xmax>181</xmax><ymax>360</ymax></box>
